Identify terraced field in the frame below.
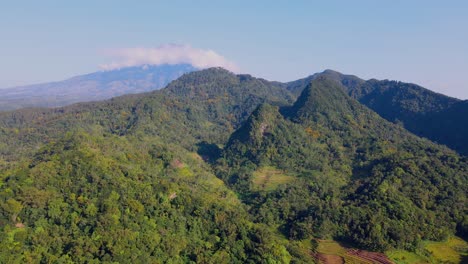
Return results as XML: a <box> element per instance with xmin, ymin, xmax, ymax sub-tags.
<box><xmin>423</xmin><ymin>237</ymin><xmax>468</xmax><ymax>263</ymax></box>
<box><xmin>251</xmin><ymin>166</ymin><xmax>295</xmax><ymax>191</ymax></box>
<box><xmin>314</xmin><ymin>240</ymin><xmax>393</xmax><ymax>264</ymax></box>
<box><xmin>386</xmin><ymin>237</ymin><xmax>468</xmax><ymax>264</ymax></box>
<box><xmin>314</xmin><ymin>237</ymin><xmax>468</xmax><ymax>264</ymax></box>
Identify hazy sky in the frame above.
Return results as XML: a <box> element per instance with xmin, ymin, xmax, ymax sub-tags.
<box><xmin>1</xmin><ymin>0</ymin><xmax>467</xmax><ymax>99</ymax></box>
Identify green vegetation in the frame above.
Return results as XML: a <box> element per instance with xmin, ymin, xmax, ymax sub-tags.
<box><xmin>315</xmin><ymin>240</ymin><xmax>365</xmax><ymax>264</ymax></box>
<box><xmin>0</xmin><ymin>68</ymin><xmax>467</xmax><ymax>262</ymax></box>
<box><xmin>287</xmin><ymin>69</ymin><xmax>468</xmax><ymax>156</ymax></box>
<box><xmin>251</xmin><ymin>167</ymin><xmax>295</xmax><ymax>192</ymax></box>
<box><xmin>387</xmin><ymin>237</ymin><xmax>468</xmax><ymax>264</ymax></box>
<box><xmin>386</xmin><ymin>249</ymin><xmax>429</xmax><ymax>264</ymax></box>
<box><xmin>424</xmin><ymin>237</ymin><xmax>468</xmax><ymax>263</ymax></box>
<box><xmin>349</xmin><ymin>79</ymin><xmax>468</xmax><ymax>156</ymax></box>
<box><xmin>218</xmin><ymin>77</ymin><xmax>467</xmax><ymax>252</ymax></box>
<box><xmin>0</xmin><ymin>132</ymin><xmax>294</xmax><ymax>262</ymax></box>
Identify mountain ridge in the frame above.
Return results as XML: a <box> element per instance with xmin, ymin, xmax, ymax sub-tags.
<box><xmin>0</xmin><ymin>64</ymin><xmax>197</xmax><ymax>111</ymax></box>
<box><xmin>286</xmin><ymin>69</ymin><xmax>468</xmax><ymax>155</ymax></box>
<box><xmin>2</xmin><ymin>66</ymin><xmax>467</xmax><ymax>156</ymax></box>
<box><xmin>0</xmin><ymin>69</ymin><xmax>466</xmax><ymax>262</ymax></box>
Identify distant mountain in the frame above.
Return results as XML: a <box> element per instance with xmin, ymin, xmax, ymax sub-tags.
<box><xmin>0</xmin><ymin>64</ymin><xmax>197</xmax><ymax>111</ymax></box>
<box><xmin>287</xmin><ymin>70</ymin><xmax>468</xmax><ymax>155</ymax></box>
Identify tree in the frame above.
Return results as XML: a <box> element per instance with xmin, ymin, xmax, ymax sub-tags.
<box><xmin>2</xmin><ymin>198</ymin><xmax>23</xmax><ymax>222</ymax></box>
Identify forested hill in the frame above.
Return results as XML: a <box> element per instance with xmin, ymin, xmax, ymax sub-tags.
<box><xmin>286</xmin><ymin>69</ymin><xmax>365</xmax><ymax>97</ymax></box>
<box><xmin>0</xmin><ymin>68</ymin><xmax>294</xmax><ymax>160</ymax></box>
<box><xmin>0</xmin><ymin>68</ymin><xmax>467</xmax><ymax>262</ymax></box>
<box><xmin>3</xmin><ymin>65</ymin><xmax>467</xmax><ymax>155</ymax></box>
<box><xmin>350</xmin><ymin>80</ymin><xmax>468</xmax><ymax>155</ymax></box>
<box><xmin>0</xmin><ymin>68</ymin><xmax>303</xmax><ymax>262</ymax></box>
<box><xmin>219</xmin><ymin>76</ymin><xmax>468</xmax><ymax>250</ymax></box>
<box><xmin>287</xmin><ymin>70</ymin><xmax>468</xmax><ymax>155</ymax></box>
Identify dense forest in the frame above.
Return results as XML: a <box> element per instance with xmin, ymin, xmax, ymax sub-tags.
<box><xmin>287</xmin><ymin>69</ymin><xmax>468</xmax><ymax>156</ymax></box>
<box><xmin>0</xmin><ymin>68</ymin><xmax>467</xmax><ymax>263</ymax></box>
<box><xmin>219</xmin><ymin>77</ymin><xmax>467</xmax><ymax>251</ymax></box>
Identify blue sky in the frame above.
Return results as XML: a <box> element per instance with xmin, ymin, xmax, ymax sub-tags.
<box><xmin>1</xmin><ymin>0</ymin><xmax>467</xmax><ymax>98</ymax></box>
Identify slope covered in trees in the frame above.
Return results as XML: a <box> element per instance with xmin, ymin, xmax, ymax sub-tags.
<box><xmin>0</xmin><ymin>68</ymin><xmax>293</xmax><ymax>160</ymax></box>
<box><xmin>0</xmin><ymin>68</ymin><xmax>308</xmax><ymax>262</ymax></box>
<box><xmin>287</xmin><ymin>70</ymin><xmax>468</xmax><ymax>156</ymax></box>
<box><xmin>0</xmin><ymin>132</ymin><xmax>297</xmax><ymax>262</ymax></box>
<box><xmin>218</xmin><ymin>77</ymin><xmax>468</xmax><ymax>251</ymax></box>
<box><xmin>286</xmin><ymin>69</ymin><xmax>365</xmax><ymax>97</ymax></box>
<box><xmin>0</xmin><ymin>68</ymin><xmax>466</xmax><ymax>262</ymax></box>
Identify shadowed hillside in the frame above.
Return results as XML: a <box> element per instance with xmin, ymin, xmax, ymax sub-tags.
<box><xmin>287</xmin><ymin>70</ymin><xmax>468</xmax><ymax>156</ymax></box>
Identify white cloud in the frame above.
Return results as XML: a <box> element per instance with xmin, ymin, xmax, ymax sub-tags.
<box><xmin>100</xmin><ymin>44</ymin><xmax>239</xmax><ymax>72</ymax></box>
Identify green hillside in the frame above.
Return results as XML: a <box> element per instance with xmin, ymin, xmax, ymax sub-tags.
<box><xmin>0</xmin><ymin>69</ymin><xmax>466</xmax><ymax>263</ymax></box>
<box><xmin>219</xmin><ymin>77</ymin><xmax>467</xmax><ymax>251</ymax></box>
<box><xmin>287</xmin><ymin>70</ymin><xmax>468</xmax><ymax>156</ymax></box>
<box><xmin>0</xmin><ymin>132</ymin><xmax>296</xmax><ymax>262</ymax></box>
